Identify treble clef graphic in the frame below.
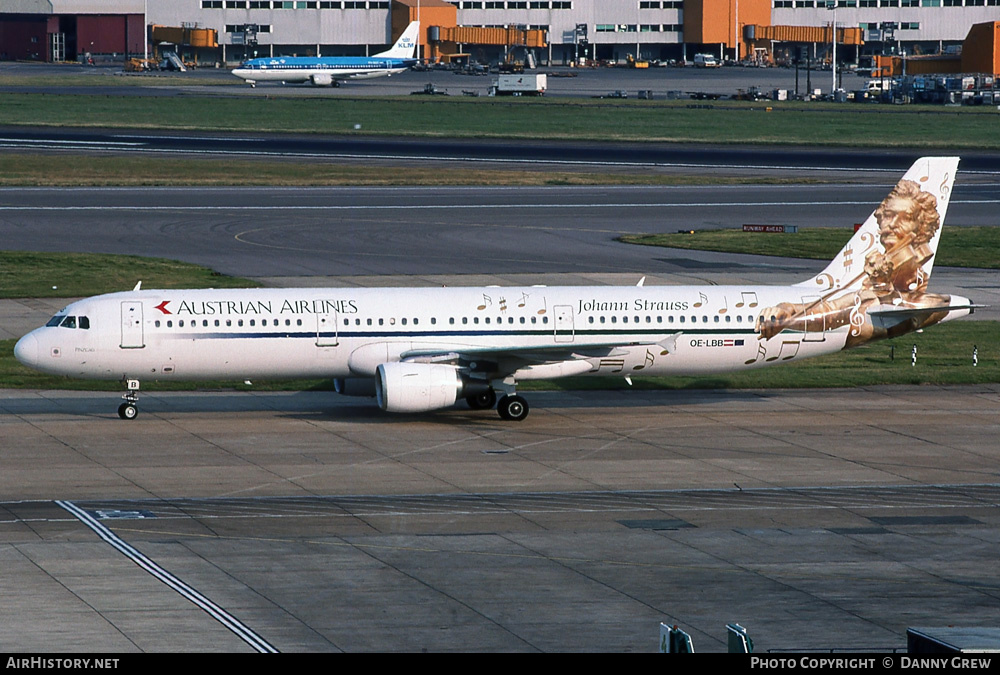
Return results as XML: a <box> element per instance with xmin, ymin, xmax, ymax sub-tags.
<box><xmin>849</xmin><ymin>293</ymin><xmax>866</xmax><ymax>337</ymax></box>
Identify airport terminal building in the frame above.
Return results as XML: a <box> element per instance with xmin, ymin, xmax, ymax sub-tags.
<box><xmin>0</xmin><ymin>0</ymin><xmax>997</xmax><ymax>69</ymax></box>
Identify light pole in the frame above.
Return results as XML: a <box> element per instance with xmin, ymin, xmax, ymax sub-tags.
<box><xmin>734</xmin><ymin>0</ymin><xmax>740</xmax><ymax>63</ymax></box>
<box><xmin>827</xmin><ymin>0</ymin><xmax>837</xmax><ymax>96</ymax></box>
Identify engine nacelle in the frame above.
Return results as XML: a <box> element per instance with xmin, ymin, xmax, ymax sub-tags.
<box><xmin>311</xmin><ymin>73</ymin><xmax>333</xmax><ymax>86</ymax></box>
<box><xmin>375</xmin><ymin>362</ymin><xmax>463</xmax><ymax>413</ymax></box>
<box><xmin>333</xmin><ymin>377</ymin><xmax>376</xmax><ymax>397</ymax></box>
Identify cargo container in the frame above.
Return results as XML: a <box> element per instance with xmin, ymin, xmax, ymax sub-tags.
<box><xmin>493</xmin><ymin>74</ymin><xmax>547</xmax><ymax>96</ymax></box>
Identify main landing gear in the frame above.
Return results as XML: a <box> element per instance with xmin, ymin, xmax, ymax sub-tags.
<box><xmin>496</xmin><ymin>394</ymin><xmax>529</xmax><ymax>422</ymax></box>
<box><xmin>466</xmin><ymin>383</ymin><xmax>530</xmax><ymax>422</ymax></box>
<box><xmin>118</xmin><ymin>379</ymin><xmax>140</xmax><ymax>420</ymax></box>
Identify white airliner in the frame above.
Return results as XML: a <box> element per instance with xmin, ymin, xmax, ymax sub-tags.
<box><xmin>231</xmin><ymin>21</ymin><xmax>419</xmax><ymax>87</ymax></box>
<box><xmin>15</xmin><ymin>157</ymin><xmax>974</xmax><ymax>421</ymax></box>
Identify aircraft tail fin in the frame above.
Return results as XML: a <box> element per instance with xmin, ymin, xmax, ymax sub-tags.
<box><xmin>796</xmin><ymin>156</ymin><xmax>959</xmax><ymax>294</ymax></box>
<box><xmin>374</xmin><ymin>21</ymin><xmax>420</xmax><ymax>59</ymax></box>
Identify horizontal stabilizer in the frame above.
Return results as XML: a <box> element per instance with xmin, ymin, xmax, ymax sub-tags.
<box><xmin>868</xmin><ymin>303</ymin><xmax>976</xmax><ymax>329</ymax></box>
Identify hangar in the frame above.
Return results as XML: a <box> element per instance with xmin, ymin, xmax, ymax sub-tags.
<box><xmin>0</xmin><ymin>0</ymin><xmax>996</xmax><ymax>73</ymax></box>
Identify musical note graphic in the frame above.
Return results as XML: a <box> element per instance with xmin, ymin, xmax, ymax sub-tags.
<box><xmin>766</xmin><ymin>340</ymin><xmax>800</xmax><ymax>362</ymax></box>
<box><xmin>632</xmin><ymin>349</ymin><xmax>656</xmax><ymax>371</ymax></box>
<box><xmin>744</xmin><ymin>343</ymin><xmax>766</xmax><ymax>365</ymax></box>
<box><xmin>843</xmin><ymin>245</ymin><xmax>854</xmax><ymax>269</ymax></box>
<box><xmin>499</xmin><ymin>297</ymin><xmax>508</xmax><ymax>313</ymax></box>
<box><xmin>814</xmin><ymin>274</ymin><xmax>835</xmax><ymax>291</ymax></box>
<box><xmin>477</xmin><ymin>294</ymin><xmax>492</xmax><ymax>311</ymax></box>
<box><xmin>849</xmin><ymin>293</ymin><xmax>866</xmax><ymax>337</ymax></box>
<box><xmin>537</xmin><ymin>297</ymin><xmax>547</xmax><ymax>315</ymax></box>
<box><xmin>734</xmin><ymin>291</ymin><xmax>758</xmax><ymax>309</ymax></box>
<box><xmin>718</xmin><ymin>296</ymin><xmax>728</xmax><ymax>315</ymax></box>
<box><xmin>860</xmin><ymin>231</ymin><xmax>877</xmax><ymax>254</ymax></box>
<box><xmin>517</xmin><ymin>292</ymin><xmax>529</xmax><ymax>308</ymax></box>
<box><xmin>599</xmin><ymin>359</ymin><xmax>625</xmax><ymax>373</ymax></box>
<box><xmin>693</xmin><ymin>292</ymin><xmax>708</xmax><ymax>308</ymax></box>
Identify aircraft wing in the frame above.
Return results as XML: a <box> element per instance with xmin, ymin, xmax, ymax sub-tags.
<box><xmin>399</xmin><ymin>334</ymin><xmax>682</xmax><ymax>373</ymax></box>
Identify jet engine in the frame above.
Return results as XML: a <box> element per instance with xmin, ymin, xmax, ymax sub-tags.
<box><xmin>311</xmin><ymin>73</ymin><xmax>333</xmax><ymax>86</ymax></box>
<box><xmin>375</xmin><ymin>362</ymin><xmax>467</xmax><ymax>413</ymax></box>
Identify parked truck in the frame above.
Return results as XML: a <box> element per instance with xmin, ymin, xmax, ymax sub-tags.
<box><xmin>491</xmin><ymin>73</ymin><xmax>547</xmax><ymax>96</ymax></box>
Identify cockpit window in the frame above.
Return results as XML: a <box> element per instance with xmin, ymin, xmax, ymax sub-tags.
<box><xmin>46</xmin><ymin>315</ymin><xmax>65</xmax><ymax>327</ymax></box>
<box><xmin>60</xmin><ymin>316</ymin><xmax>77</xmax><ymax>329</ymax></box>
<box><xmin>79</xmin><ymin>316</ymin><xmax>90</xmax><ymax>330</ymax></box>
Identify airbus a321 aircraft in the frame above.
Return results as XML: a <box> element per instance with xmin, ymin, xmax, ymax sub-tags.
<box><xmin>15</xmin><ymin>157</ymin><xmax>974</xmax><ymax>421</ymax></box>
<box><xmin>231</xmin><ymin>21</ymin><xmax>419</xmax><ymax>87</ymax></box>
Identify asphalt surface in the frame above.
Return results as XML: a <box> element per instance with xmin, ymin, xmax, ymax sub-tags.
<box><xmin>2</xmin><ymin>184</ymin><xmax>997</xmax><ymax>335</ymax></box>
<box><xmin>3</xmin><ymin>385</ymin><xmax>1000</xmax><ymax>652</ymax></box>
<box><xmin>2</xmin><ymin>63</ymin><xmax>999</xmax><ymax>653</ymax></box>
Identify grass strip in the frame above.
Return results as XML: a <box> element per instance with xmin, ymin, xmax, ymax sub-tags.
<box><xmin>0</xmin><ymin>251</ymin><xmax>258</xmax><ymax>299</ymax></box>
<box><xmin>1</xmin><ymin>92</ymin><xmax>998</xmax><ymax>148</ymax></box>
<box><xmin>0</xmin><ymin>152</ymin><xmax>818</xmax><ymax>187</ymax></box>
<box><xmin>620</xmin><ymin>226</ymin><xmax>1000</xmax><ymax>270</ymax></box>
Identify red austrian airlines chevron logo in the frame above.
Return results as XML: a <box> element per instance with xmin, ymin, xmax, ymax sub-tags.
<box><xmin>154</xmin><ymin>301</ymin><xmax>172</xmax><ymax>315</ymax></box>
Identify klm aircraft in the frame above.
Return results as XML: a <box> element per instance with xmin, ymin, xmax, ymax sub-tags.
<box><xmin>232</xmin><ymin>21</ymin><xmax>419</xmax><ymax>87</ymax></box>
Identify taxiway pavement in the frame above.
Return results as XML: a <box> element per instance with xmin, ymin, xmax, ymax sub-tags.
<box><xmin>2</xmin><ymin>385</ymin><xmax>999</xmax><ymax>652</ymax></box>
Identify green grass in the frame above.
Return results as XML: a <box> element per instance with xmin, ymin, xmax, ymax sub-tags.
<box><xmin>0</xmin><ymin>251</ymin><xmax>259</xmax><ymax>299</ymax></box>
<box><xmin>1</xmin><ymin>92</ymin><xmax>998</xmax><ymax>148</ymax></box>
<box><xmin>620</xmin><ymin>226</ymin><xmax>1000</xmax><ymax>270</ymax></box>
<box><xmin>3</xmin><ymin>320</ymin><xmax>996</xmax><ymax>391</ymax></box>
<box><xmin>0</xmin><ymin>152</ymin><xmax>815</xmax><ymax>187</ymax></box>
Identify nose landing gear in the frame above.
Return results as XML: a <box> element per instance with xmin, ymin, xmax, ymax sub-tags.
<box><xmin>118</xmin><ymin>379</ymin><xmax>140</xmax><ymax>420</ymax></box>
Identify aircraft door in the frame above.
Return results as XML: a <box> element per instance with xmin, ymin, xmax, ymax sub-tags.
<box><xmin>120</xmin><ymin>301</ymin><xmax>145</xmax><ymax>349</ymax></box>
<box><xmin>316</xmin><ymin>312</ymin><xmax>339</xmax><ymax>347</ymax></box>
<box><xmin>553</xmin><ymin>304</ymin><xmax>575</xmax><ymax>343</ymax></box>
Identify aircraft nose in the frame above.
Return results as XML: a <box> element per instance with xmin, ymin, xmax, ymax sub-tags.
<box><xmin>14</xmin><ymin>333</ymin><xmax>39</xmax><ymax>367</ymax></box>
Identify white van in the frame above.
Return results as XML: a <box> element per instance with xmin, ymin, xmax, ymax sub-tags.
<box><xmin>694</xmin><ymin>53</ymin><xmax>719</xmax><ymax>68</ymax></box>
